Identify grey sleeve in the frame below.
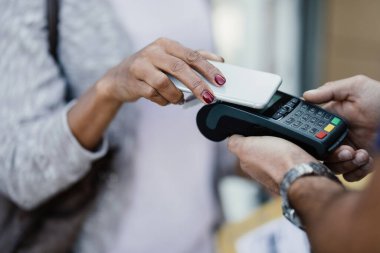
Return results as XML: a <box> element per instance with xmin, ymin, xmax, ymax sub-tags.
<box><xmin>0</xmin><ymin>0</ymin><xmax>124</xmax><ymax>210</ymax></box>
<box><xmin>0</xmin><ymin>101</ymin><xmax>108</xmax><ymax>210</ymax></box>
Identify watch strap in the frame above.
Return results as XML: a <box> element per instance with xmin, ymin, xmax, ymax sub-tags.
<box><xmin>280</xmin><ymin>162</ymin><xmax>341</xmax><ymax>229</ymax></box>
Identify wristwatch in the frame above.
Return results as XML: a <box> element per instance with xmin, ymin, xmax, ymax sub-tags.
<box><xmin>280</xmin><ymin>162</ymin><xmax>341</xmax><ymax>229</ymax></box>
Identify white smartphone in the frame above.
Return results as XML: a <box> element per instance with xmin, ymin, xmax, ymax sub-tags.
<box><xmin>169</xmin><ymin>61</ymin><xmax>282</xmax><ymax>109</ymax></box>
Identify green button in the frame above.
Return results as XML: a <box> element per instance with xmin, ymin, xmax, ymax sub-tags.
<box><xmin>331</xmin><ymin>117</ymin><xmax>341</xmax><ymax>125</ymax></box>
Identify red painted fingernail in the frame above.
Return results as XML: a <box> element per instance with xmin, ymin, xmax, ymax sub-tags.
<box><xmin>202</xmin><ymin>90</ymin><xmax>215</xmax><ymax>104</ymax></box>
<box><xmin>215</xmin><ymin>74</ymin><xmax>226</xmax><ymax>86</ymax></box>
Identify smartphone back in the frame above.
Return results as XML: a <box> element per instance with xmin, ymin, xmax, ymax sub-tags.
<box><xmin>170</xmin><ymin>61</ymin><xmax>282</xmax><ymax>109</ymax></box>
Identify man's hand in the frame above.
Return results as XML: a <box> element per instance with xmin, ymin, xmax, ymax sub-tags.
<box><xmin>304</xmin><ymin>75</ymin><xmax>380</xmax><ymax>181</ymax></box>
<box><xmin>228</xmin><ymin>135</ymin><xmax>318</xmax><ymax>194</ymax></box>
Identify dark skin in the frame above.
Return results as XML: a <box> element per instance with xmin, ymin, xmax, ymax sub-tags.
<box><xmin>67</xmin><ymin>38</ymin><xmax>226</xmax><ymax>150</ymax></box>
<box><xmin>229</xmin><ymin>75</ymin><xmax>380</xmax><ymax>253</ymax></box>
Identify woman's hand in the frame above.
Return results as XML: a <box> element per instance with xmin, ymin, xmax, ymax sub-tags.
<box><xmin>98</xmin><ymin>37</ymin><xmax>226</xmax><ymax>106</ymax></box>
<box><xmin>68</xmin><ymin>37</ymin><xmax>225</xmax><ymax>150</ymax></box>
<box><xmin>228</xmin><ymin>135</ymin><xmax>318</xmax><ymax>194</ymax></box>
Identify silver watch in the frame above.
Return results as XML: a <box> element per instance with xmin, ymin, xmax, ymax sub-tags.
<box><xmin>280</xmin><ymin>162</ymin><xmax>341</xmax><ymax>229</ymax></box>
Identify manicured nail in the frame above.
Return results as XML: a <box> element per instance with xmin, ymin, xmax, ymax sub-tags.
<box><xmin>201</xmin><ymin>90</ymin><xmax>215</xmax><ymax>104</ymax></box>
<box><xmin>338</xmin><ymin>150</ymin><xmax>353</xmax><ymax>161</ymax></box>
<box><xmin>215</xmin><ymin>74</ymin><xmax>226</xmax><ymax>86</ymax></box>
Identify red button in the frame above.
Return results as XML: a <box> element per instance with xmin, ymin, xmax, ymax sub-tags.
<box><xmin>315</xmin><ymin>131</ymin><xmax>327</xmax><ymax>139</ymax></box>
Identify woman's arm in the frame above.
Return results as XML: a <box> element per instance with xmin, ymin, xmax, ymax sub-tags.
<box><xmin>2</xmin><ymin>0</ymin><xmax>226</xmax><ymax>211</ymax></box>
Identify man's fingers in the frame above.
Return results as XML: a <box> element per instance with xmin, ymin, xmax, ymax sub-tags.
<box><xmin>319</xmin><ymin>101</ymin><xmax>340</xmax><ymax>115</ymax></box>
<box><xmin>351</xmin><ymin>149</ymin><xmax>371</xmax><ymax>166</ymax></box>
<box><xmin>227</xmin><ymin>135</ymin><xmax>246</xmax><ymax>154</ymax></box>
<box><xmin>303</xmin><ymin>76</ymin><xmax>358</xmax><ymax>104</ymax></box>
<box><xmin>343</xmin><ymin>157</ymin><xmax>374</xmax><ymax>182</ymax></box>
<box><xmin>325</xmin><ymin>145</ymin><xmax>355</xmax><ymax>163</ymax></box>
<box><xmin>326</xmin><ymin>149</ymin><xmax>371</xmax><ymax>175</ymax></box>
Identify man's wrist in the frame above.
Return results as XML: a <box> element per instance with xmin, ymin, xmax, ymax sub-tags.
<box><xmin>280</xmin><ymin>162</ymin><xmax>343</xmax><ymax>229</ymax></box>
<box><xmin>289</xmin><ymin>176</ymin><xmax>345</xmax><ymax>203</ymax></box>
<box><xmin>287</xmin><ymin>175</ymin><xmax>345</xmax><ymax>228</ymax></box>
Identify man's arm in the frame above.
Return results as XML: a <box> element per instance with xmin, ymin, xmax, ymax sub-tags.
<box><xmin>228</xmin><ymin>134</ymin><xmax>380</xmax><ymax>253</ymax></box>
<box><xmin>288</xmin><ymin>159</ymin><xmax>380</xmax><ymax>253</ymax></box>
<box><xmin>228</xmin><ymin>75</ymin><xmax>380</xmax><ymax>253</ymax></box>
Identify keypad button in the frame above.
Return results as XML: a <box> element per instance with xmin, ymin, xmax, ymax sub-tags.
<box><xmin>317</xmin><ymin>120</ymin><xmax>326</xmax><ymax>127</ymax></box>
<box><xmin>301</xmin><ymin>114</ymin><xmax>310</xmax><ymax>121</ymax></box>
<box><xmin>294</xmin><ymin>111</ymin><xmax>304</xmax><ymax>117</ymax></box>
<box><xmin>292</xmin><ymin>121</ymin><xmax>302</xmax><ymax>128</ymax></box>
<box><xmin>309</xmin><ymin>107</ymin><xmax>317</xmax><ymax>114</ymax></box>
<box><xmin>315</xmin><ymin>131</ymin><xmax>328</xmax><ymax>139</ymax></box>
<box><xmin>272</xmin><ymin>112</ymin><xmax>283</xmax><ymax>120</ymax></box>
<box><xmin>300</xmin><ymin>124</ymin><xmax>311</xmax><ymax>131</ymax></box>
<box><xmin>301</xmin><ymin>104</ymin><xmax>308</xmax><ymax>110</ymax></box>
<box><xmin>285</xmin><ymin>117</ymin><xmax>295</xmax><ymax>125</ymax></box>
<box><xmin>331</xmin><ymin>117</ymin><xmax>341</xmax><ymax>125</ymax></box>
<box><xmin>317</xmin><ymin>111</ymin><xmax>325</xmax><ymax>117</ymax></box>
<box><xmin>309</xmin><ymin>117</ymin><xmax>318</xmax><ymax>123</ymax></box>
<box><xmin>309</xmin><ymin>128</ymin><xmax>318</xmax><ymax>134</ymax></box>
<box><xmin>324</xmin><ymin>114</ymin><xmax>333</xmax><ymax>120</ymax></box>
<box><xmin>283</xmin><ymin>105</ymin><xmax>293</xmax><ymax>113</ymax></box>
<box><xmin>286</xmin><ymin>101</ymin><xmax>296</xmax><ymax>108</ymax></box>
<box><xmin>278</xmin><ymin>108</ymin><xmax>287</xmax><ymax>115</ymax></box>
<box><xmin>324</xmin><ymin>124</ymin><xmax>335</xmax><ymax>132</ymax></box>
<box><xmin>291</xmin><ymin>98</ymin><xmax>299</xmax><ymax>104</ymax></box>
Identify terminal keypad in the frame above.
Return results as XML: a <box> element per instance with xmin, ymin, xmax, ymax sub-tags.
<box><xmin>272</xmin><ymin>98</ymin><xmax>342</xmax><ymax>140</ymax></box>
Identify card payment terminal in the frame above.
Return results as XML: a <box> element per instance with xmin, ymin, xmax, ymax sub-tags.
<box><xmin>196</xmin><ymin>91</ymin><xmax>348</xmax><ymax>159</ymax></box>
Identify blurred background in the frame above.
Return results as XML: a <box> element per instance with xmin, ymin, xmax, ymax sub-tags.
<box><xmin>211</xmin><ymin>0</ymin><xmax>380</xmax><ymax>223</ymax></box>
<box><xmin>210</xmin><ymin>2</ymin><xmax>380</xmax><ymax>251</ymax></box>
<box><xmin>212</xmin><ymin>0</ymin><xmax>380</xmax><ymax>95</ymax></box>
<box><xmin>2</xmin><ymin>1</ymin><xmax>379</xmax><ymax>252</ymax></box>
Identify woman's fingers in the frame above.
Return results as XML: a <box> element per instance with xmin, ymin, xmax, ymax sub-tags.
<box><xmin>138</xmin><ymin>62</ymin><xmax>184</xmax><ymax>104</ymax></box>
<box><xmin>129</xmin><ymin>58</ymin><xmax>182</xmax><ymax>105</ymax></box>
<box><xmin>121</xmin><ymin>38</ymin><xmax>226</xmax><ymax>105</ymax></box>
<box><xmin>138</xmin><ymin>80</ymin><xmax>170</xmax><ymax>106</ymax></box>
<box><xmin>197</xmin><ymin>50</ymin><xmax>225</xmax><ymax>63</ymax></box>
<box><xmin>151</xmin><ymin>53</ymin><xmax>215</xmax><ymax>104</ymax></box>
<box><xmin>160</xmin><ymin>39</ymin><xmax>226</xmax><ymax>87</ymax></box>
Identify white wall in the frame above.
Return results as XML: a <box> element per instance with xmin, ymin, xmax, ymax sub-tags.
<box><xmin>212</xmin><ymin>0</ymin><xmax>301</xmax><ymax>95</ymax></box>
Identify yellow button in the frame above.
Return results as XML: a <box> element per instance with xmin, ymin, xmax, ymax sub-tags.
<box><xmin>324</xmin><ymin>124</ymin><xmax>335</xmax><ymax>132</ymax></box>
